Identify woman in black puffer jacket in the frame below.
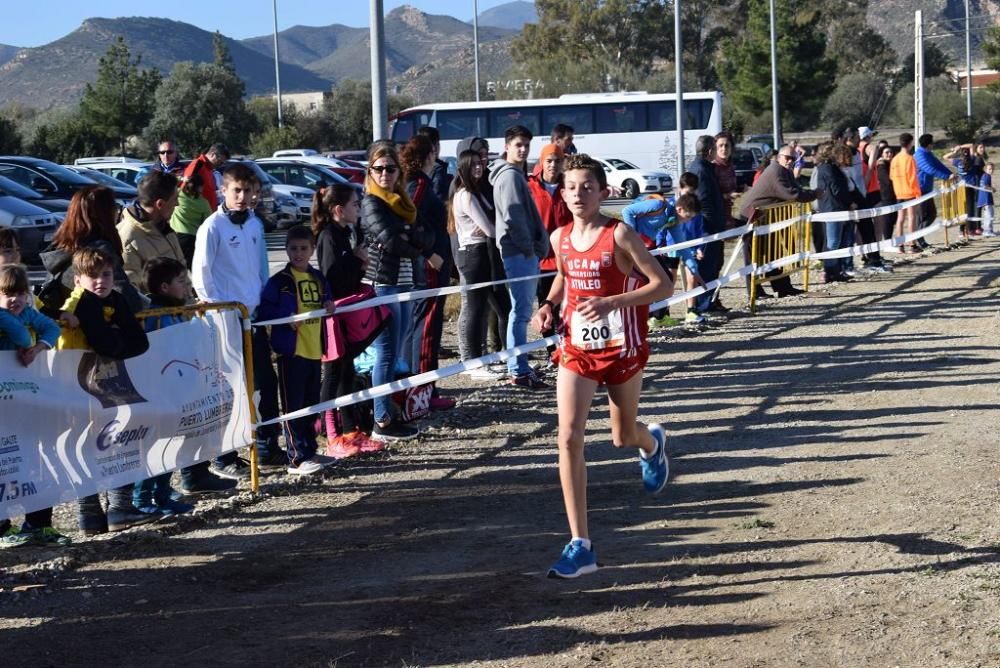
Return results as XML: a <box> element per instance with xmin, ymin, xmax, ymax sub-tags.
<box><xmin>360</xmin><ymin>142</ymin><xmax>433</xmax><ymax>441</ymax></box>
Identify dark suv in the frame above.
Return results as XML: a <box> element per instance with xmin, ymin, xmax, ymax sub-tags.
<box><xmin>0</xmin><ymin>156</ymin><xmax>135</xmax><ymax>206</ymax></box>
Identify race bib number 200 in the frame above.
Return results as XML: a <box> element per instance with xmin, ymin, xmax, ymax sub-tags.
<box><xmin>570</xmin><ymin>309</ymin><xmax>625</xmax><ymax>350</ymax></box>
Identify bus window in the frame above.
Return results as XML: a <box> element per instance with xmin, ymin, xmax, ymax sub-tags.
<box><xmin>437</xmin><ymin>109</ymin><xmax>489</xmax><ymax>140</ymax></box>
<box><xmin>684</xmin><ymin>99</ymin><xmax>713</xmax><ymax>130</ymax></box>
<box><xmin>488</xmin><ymin>108</ymin><xmax>541</xmax><ymax>138</ymax></box>
<box><xmin>648</xmin><ymin>100</ymin><xmax>714</xmax><ymax>133</ymax></box>
<box><xmin>542</xmin><ymin>105</ymin><xmax>593</xmax><ymax>134</ymax></box>
<box><xmin>389</xmin><ymin>109</ymin><xmax>432</xmax><ymax>144</ymax></box>
<box><xmin>594</xmin><ymin>103</ymin><xmax>647</xmax><ymax>133</ymax></box>
<box><xmin>646</xmin><ymin>102</ymin><xmax>678</xmax><ymax>132</ymax></box>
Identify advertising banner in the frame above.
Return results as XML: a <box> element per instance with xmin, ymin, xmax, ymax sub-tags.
<box><xmin>0</xmin><ymin>310</ymin><xmax>251</xmax><ymax>520</ymax></box>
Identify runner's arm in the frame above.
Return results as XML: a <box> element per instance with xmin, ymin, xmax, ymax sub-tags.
<box><xmin>532</xmin><ymin>227</ymin><xmax>565</xmax><ymax>333</ymax></box>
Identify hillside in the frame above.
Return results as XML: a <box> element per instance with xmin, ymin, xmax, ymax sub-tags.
<box><xmin>477</xmin><ymin>0</ymin><xmax>538</xmax><ymax>29</ymax></box>
<box><xmin>0</xmin><ymin>17</ymin><xmax>330</xmax><ymax>109</ymax></box>
<box><xmin>867</xmin><ymin>0</ymin><xmax>1000</xmax><ymax>68</ymax></box>
<box><xmin>242</xmin><ymin>5</ymin><xmax>517</xmax><ymax>85</ymax></box>
<box><xmin>0</xmin><ymin>44</ymin><xmax>18</xmax><ymax>66</ymax></box>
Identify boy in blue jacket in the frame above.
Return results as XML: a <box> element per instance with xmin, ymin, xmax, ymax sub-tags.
<box><xmin>664</xmin><ymin>194</ymin><xmax>708</xmax><ymax>326</ymax></box>
<box><xmin>257</xmin><ymin>226</ymin><xmax>337</xmax><ymax>475</ymax></box>
<box><xmin>0</xmin><ymin>261</ymin><xmax>69</xmax><ymax>548</ymax></box>
<box><xmin>132</xmin><ymin>257</ymin><xmax>197</xmax><ymax>516</ymax></box>
<box><xmin>979</xmin><ymin>163</ymin><xmax>994</xmax><ymax>237</ymax></box>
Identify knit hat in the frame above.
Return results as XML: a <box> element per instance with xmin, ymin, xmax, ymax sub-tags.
<box><xmin>539</xmin><ymin>143</ymin><xmax>565</xmax><ymax>162</ymax></box>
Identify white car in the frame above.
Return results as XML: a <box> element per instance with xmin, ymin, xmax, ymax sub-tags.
<box><xmin>269</xmin><ymin>181</ymin><xmax>315</xmax><ymax>226</ymax></box>
<box><xmin>73</xmin><ymin>158</ymin><xmax>151</xmax><ymax>188</ymax></box>
<box><xmin>594</xmin><ymin>157</ymin><xmax>673</xmax><ymax>199</ymax></box>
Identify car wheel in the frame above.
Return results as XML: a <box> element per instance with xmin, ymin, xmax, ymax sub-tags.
<box><xmin>623</xmin><ymin>179</ymin><xmax>639</xmax><ymax>199</ymax></box>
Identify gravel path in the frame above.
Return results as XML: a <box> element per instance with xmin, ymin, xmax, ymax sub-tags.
<box><xmin>2</xmin><ymin>235</ymin><xmax>999</xmax><ymax>668</ymax></box>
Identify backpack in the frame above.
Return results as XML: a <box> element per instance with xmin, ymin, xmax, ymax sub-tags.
<box><xmin>34</xmin><ymin>262</ymin><xmax>72</xmax><ymax>319</ymax></box>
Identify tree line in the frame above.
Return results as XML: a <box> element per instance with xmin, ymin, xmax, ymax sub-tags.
<box><xmin>0</xmin><ymin>34</ymin><xmax>414</xmax><ymax>163</ymax></box>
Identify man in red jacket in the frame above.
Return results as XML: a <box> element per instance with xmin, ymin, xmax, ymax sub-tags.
<box><xmin>182</xmin><ymin>143</ymin><xmax>230</xmax><ymax>210</ymax></box>
<box><xmin>527</xmin><ymin>142</ymin><xmax>573</xmax><ymax>352</ymax></box>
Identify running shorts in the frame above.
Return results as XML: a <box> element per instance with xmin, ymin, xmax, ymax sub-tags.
<box><xmin>558</xmin><ymin>344</ymin><xmax>649</xmax><ymax>386</ymax></box>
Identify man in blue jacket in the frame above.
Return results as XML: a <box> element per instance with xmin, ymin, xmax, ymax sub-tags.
<box><xmin>915</xmin><ymin>134</ymin><xmax>955</xmax><ymax>238</ymax></box>
<box><xmin>687</xmin><ymin>136</ymin><xmax>724</xmax><ymax>314</ymax></box>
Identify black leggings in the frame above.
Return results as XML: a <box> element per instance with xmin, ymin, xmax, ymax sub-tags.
<box><xmin>321</xmin><ymin>354</ymin><xmax>360</xmax><ymax>435</ymax></box>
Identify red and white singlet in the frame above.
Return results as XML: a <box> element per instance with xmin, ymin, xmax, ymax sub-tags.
<box><xmin>559</xmin><ymin>220</ymin><xmax>649</xmax><ymax>367</ymax></box>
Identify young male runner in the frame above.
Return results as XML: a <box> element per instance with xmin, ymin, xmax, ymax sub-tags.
<box><xmin>532</xmin><ymin>154</ymin><xmax>673</xmax><ymax>579</ymax></box>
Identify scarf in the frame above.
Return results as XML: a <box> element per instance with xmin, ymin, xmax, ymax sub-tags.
<box><xmin>366</xmin><ymin>178</ymin><xmax>417</xmax><ymax>224</ymax></box>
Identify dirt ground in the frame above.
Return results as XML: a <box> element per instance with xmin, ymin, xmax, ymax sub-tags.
<box><xmin>2</xmin><ymin>235</ymin><xmax>999</xmax><ymax>668</ymax></box>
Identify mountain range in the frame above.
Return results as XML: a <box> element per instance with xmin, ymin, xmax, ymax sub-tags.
<box><xmin>0</xmin><ymin>0</ymin><xmax>993</xmax><ymax>111</ymax></box>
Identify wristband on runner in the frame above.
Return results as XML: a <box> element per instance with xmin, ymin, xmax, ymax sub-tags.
<box><xmin>540</xmin><ymin>299</ymin><xmax>556</xmax><ymax>310</ymax></box>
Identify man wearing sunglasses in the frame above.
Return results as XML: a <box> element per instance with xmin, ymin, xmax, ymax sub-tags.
<box><xmin>739</xmin><ymin>146</ymin><xmax>821</xmax><ymax>298</ymax></box>
<box><xmin>135</xmin><ymin>140</ymin><xmax>184</xmax><ymax>183</ymax></box>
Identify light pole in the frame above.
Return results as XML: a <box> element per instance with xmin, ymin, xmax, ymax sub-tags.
<box><xmin>272</xmin><ymin>0</ymin><xmax>283</xmax><ymax>128</ymax></box>
<box><xmin>473</xmin><ymin>0</ymin><xmax>481</xmax><ymax>101</ymax></box>
<box><xmin>965</xmin><ymin>0</ymin><xmax>972</xmax><ymax>117</ymax></box>
<box><xmin>915</xmin><ymin>10</ymin><xmax>925</xmax><ymax>138</ymax></box>
<box><xmin>370</xmin><ymin>0</ymin><xmax>388</xmax><ymax>141</ymax></box>
<box><xmin>674</xmin><ymin>0</ymin><xmax>685</xmax><ymax>175</ymax></box>
<box><xmin>769</xmin><ymin>0</ymin><xmax>782</xmax><ymax>148</ymax></box>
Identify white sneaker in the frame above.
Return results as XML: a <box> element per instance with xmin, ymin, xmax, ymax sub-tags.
<box><xmin>309</xmin><ymin>454</ymin><xmax>339</xmax><ymax>466</ymax></box>
<box><xmin>287</xmin><ymin>459</ymin><xmax>326</xmax><ymax>476</ymax></box>
<box><xmin>464</xmin><ymin>366</ymin><xmax>504</xmax><ymax>381</ymax></box>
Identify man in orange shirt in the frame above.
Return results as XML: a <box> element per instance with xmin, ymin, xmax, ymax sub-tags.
<box><xmin>528</xmin><ymin>143</ymin><xmax>573</xmax><ymax>352</ymax></box>
<box><xmin>889</xmin><ymin>133</ymin><xmax>922</xmax><ymax>254</ymax></box>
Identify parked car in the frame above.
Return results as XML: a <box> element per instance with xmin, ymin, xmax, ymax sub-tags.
<box><xmin>0</xmin><ymin>175</ymin><xmax>72</xmax><ymax>215</ymax></box>
<box><xmin>327</xmin><ymin>150</ymin><xmax>368</xmax><ymax>166</ymax></box>
<box><xmin>593</xmin><ymin>157</ymin><xmax>673</xmax><ymax>199</ymax></box>
<box><xmin>732</xmin><ymin>147</ymin><xmax>759</xmax><ymax>189</ymax></box>
<box><xmin>256</xmin><ymin>159</ymin><xmax>358</xmax><ymax>192</ymax></box>
<box><xmin>0</xmin><ymin>156</ymin><xmax>135</xmax><ymax>207</ymax></box>
<box><xmin>72</xmin><ymin>157</ymin><xmax>151</xmax><ymax>187</ymax></box>
<box><xmin>744</xmin><ymin>134</ymin><xmax>775</xmax><ymax>152</ymax></box>
<box><xmin>63</xmin><ymin>166</ymin><xmax>138</xmax><ymax>193</ymax></box>
<box><xmin>267</xmin><ymin>177</ymin><xmax>312</xmax><ymax>229</ymax></box>
<box><xmin>265</xmin><ymin>156</ymin><xmax>366</xmax><ymax>185</ymax></box>
<box><xmin>0</xmin><ymin>187</ymin><xmax>61</xmax><ymax>263</ymax></box>
<box><xmin>272</xmin><ymin>149</ymin><xmax>320</xmax><ymax>158</ymax></box>
<box><xmin>737</xmin><ymin>143</ymin><xmax>768</xmax><ymax>166</ymax></box>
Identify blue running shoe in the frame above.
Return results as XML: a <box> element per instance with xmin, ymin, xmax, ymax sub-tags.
<box><xmin>547</xmin><ymin>539</ymin><xmax>598</xmax><ymax>579</ymax></box>
<box><xmin>641</xmin><ymin>424</ymin><xmax>670</xmax><ymax>494</ymax></box>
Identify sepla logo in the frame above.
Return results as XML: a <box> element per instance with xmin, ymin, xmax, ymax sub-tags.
<box><xmin>96</xmin><ymin>419</ymin><xmax>151</xmax><ymax>451</ymax></box>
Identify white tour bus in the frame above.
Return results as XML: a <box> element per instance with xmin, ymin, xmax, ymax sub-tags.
<box><xmin>388</xmin><ymin>91</ymin><xmax>723</xmax><ymax>175</ymax></box>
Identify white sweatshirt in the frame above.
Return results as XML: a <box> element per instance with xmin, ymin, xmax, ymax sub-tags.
<box><xmin>452</xmin><ymin>189</ymin><xmax>496</xmax><ymax>249</ymax></box>
<box><xmin>192</xmin><ymin>207</ymin><xmax>269</xmax><ymax>313</ymax></box>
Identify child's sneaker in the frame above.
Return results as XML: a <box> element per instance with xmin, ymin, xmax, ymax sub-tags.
<box><xmin>649</xmin><ymin>314</ymin><xmax>682</xmax><ymax>329</ymax></box>
<box><xmin>547</xmin><ymin>539</ymin><xmax>598</xmax><ymax>579</ymax></box>
<box><xmin>346</xmin><ymin>430</ymin><xmax>385</xmax><ymax>454</ymax></box>
<box><xmin>0</xmin><ymin>527</ymin><xmax>34</xmax><ymax>549</ymax></box>
<box><xmin>287</xmin><ymin>459</ymin><xmax>326</xmax><ymax>476</ymax></box>
<box><xmin>641</xmin><ymin>424</ymin><xmax>670</xmax><ymax>494</ymax></box>
<box><xmin>326</xmin><ymin>435</ymin><xmax>362</xmax><ymax>460</ymax></box>
<box><xmin>30</xmin><ymin>527</ymin><xmax>72</xmax><ymax>547</ymax></box>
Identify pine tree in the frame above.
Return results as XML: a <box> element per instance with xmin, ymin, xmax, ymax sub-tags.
<box><xmin>717</xmin><ymin>0</ymin><xmax>835</xmax><ymax>130</ymax></box>
<box><xmin>78</xmin><ymin>36</ymin><xmax>161</xmax><ymax>155</ymax></box>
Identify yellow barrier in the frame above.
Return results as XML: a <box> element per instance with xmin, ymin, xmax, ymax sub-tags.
<box><xmin>139</xmin><ymin>302</ymin><xmax>260</xmax><ymax>492</ymax></box>
<box><xmin>749</xmin><ymin>202</ymin><xmax>812</xmax><ymax>314</ymax></box>
<box><xmin>936</xmin><ymin>181</ymin><xmax>967</xmax><ymax>244</ymax></box>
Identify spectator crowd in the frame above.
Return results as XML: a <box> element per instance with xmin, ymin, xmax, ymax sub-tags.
<box><xmin>0</xmin><ymin>121</ymin><xmax>994</xmax><ymax>549</ymax></box>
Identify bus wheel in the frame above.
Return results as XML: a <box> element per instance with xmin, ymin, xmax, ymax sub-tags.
<box><xmin>623</xmin><ymin>179</ymin><xmax>639</xmax><ymax>199</ymax></box>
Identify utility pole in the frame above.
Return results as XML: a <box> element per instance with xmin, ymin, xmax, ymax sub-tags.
<box><xmin>473</xmin><ymin>0</ymin><xmax>481</xmax><ymax>101</ymax></box>
<box><xmin>915</xmin><ymin>10</ymin><xmax>925</xmax><ymax>138</ymax></box>
<box><xmin>674</xmin><ymin>0</ymin><xmax>685</xmax><ymax>175</ymax></box>
<box><xmin>964</xmin><ymin>0</ymin><xmax>972</xmax><ymax>117</ymax></box>
<box><xmin>769</xmin><ymin>0</ymin><xmax>782</xmax><ymax>147</ymax></box>
<box><xmin>370</xmin><ymin>0</ymin><xmax>388</xmax><ymax>141</ymax></box>
<box><xmin>272</xmin><ymin>0</ymin><xmax>283</xmax><ymax>128</ymax></box>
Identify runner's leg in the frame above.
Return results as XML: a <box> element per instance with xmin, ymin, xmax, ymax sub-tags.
<box><xmin>556</xmin><ymin>364</ymin><xmax>599</xmax><ymax>540</ymax></box>
<box><xmin>606</xmin><ymin>370</ymin><xmax>655</xmax><ymax>455</ymax></box>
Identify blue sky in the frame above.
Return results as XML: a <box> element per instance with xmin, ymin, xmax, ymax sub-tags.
<box><xmin>0</xmin><ymin>0</ymin><xmax>516</xmax><ymax>47</ymax></box>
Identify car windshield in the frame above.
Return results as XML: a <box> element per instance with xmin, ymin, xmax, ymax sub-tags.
<box><xmin>28</xmin><ymin>160</ymin><xmax>98</xmax><ymax>185</ymax></box>
<box><xmin>606</xmin><ymin>158</ymin><xmax>638</xmax><ymax>170</ymax></box>
<box><xmin>75</xmin><ymin>168</ymin><xmax>135</xmax><ymax>190</ymax></box>
<box><xmin>732</xmin><ymin>150</ymin><xmax>755</xmax><ymax>170</ymax></box>
<box><xmin>0</xmin><ymin>174</ymin><xmax>42</xmax><ymax>199</ymax></box>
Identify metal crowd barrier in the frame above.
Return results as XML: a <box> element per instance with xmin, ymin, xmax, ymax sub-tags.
<box><xmin>749</xmin><ymin>201</ymin><xmax>812</xmax><ymax>313</ymax></box>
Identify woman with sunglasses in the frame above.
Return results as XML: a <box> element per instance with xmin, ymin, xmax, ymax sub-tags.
<box><xmin>361</xmin><ymin>142</ymin><xmax>434</xmax><ymax>442</ymax></box>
